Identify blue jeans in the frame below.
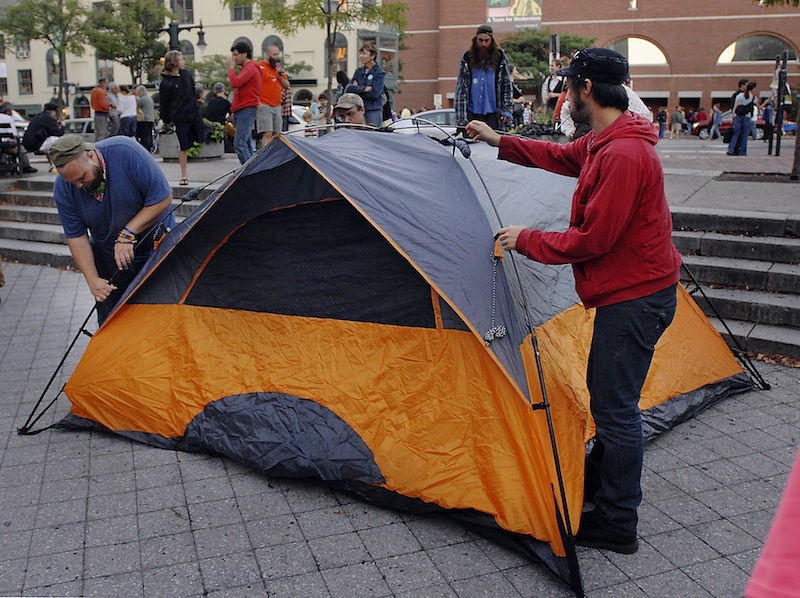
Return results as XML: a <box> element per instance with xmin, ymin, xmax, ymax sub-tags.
<box><xmin>365</xmin><ymin>109</ymin><xmax>383</xmax><ymax>128</ymax></box>
<box><xmin>233</xmin><ymin>107</ymin><xmax>257</xmax><ymax>165</ymax></box>
<box><xmin>586</xmin><ymin>284</ymin><xmax>677</xmax><ymax>535</ymax></box>
<box><xmin>727</xmin><ymin>115</ymin><xmax>750</xmax><ymax>156</ymax></box>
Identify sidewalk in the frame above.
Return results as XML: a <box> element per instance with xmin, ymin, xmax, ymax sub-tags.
<box><xmin>1</xmin><ymin>135</ymin><xmax>799</xmax><ymax>597</ymax></box>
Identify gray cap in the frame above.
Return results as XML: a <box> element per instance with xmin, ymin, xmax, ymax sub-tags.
<box><xmin>48</xmin><ymin>135</ymin><xmax>94</xmax><ymax>168</ymax></box>
<box><xmin>335</xmin><ymin>93</ymin><xmax>364</xmax><ymax>110</ymax></box>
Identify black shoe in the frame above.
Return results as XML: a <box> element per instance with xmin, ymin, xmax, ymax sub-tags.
<box><xmin>22</xmin><ymin>166</ymin><xmax>37</xmax><ymax>173</ymax></box>
<box><xmin>575</xmin><ymin>511</ymin><xmax>638</xmax><ymax>554</ymax></box>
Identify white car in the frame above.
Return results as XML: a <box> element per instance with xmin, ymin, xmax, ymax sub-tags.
<box><xmin>389</xmin><ymin>109</ymin><xmax>458</xmax><ymax>140</ymax></box>
<box><xmin>63</xmin><ymin>118</ymin><xmax>95</xmax><ymax>142</ymax></box>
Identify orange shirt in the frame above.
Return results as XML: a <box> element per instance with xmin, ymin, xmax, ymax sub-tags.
<box><xmin>258</xmin><ymin>61</ymin><xmax>286</xmax><ymax>107</ymax></box>
<box><xmin>91</xmin><ymin>86</ymin><xmax>110</xmax><ymax>113</ymax></box>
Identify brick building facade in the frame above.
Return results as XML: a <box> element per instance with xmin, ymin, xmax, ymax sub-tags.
<box><xmin>397</xmin><ymin>0</ymin><xmax>800</xmax><ymax>114</ymax></box>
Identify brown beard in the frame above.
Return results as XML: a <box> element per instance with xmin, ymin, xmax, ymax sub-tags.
<box><xmin>469</xmin><ymin>42</ymin><xmax>499</xmax><ymax>70</ymax></box>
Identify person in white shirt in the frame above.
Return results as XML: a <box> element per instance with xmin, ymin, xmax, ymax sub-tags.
<box><xmin>0</xmin><ymin>102</ymin><xmax>36</xmax><ymax>173</ymax></box>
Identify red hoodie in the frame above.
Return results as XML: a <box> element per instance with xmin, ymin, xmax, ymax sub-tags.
<box><xmin>498</xmin><ymin>112</ymin><xmax>682</xmax><ymax>308</ymax></box>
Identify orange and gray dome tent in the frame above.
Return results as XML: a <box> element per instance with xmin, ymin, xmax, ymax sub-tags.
<box><xmin>57</xmin><ymin>130</ymin><xmax>753</xmax><ymax>594</ymax></box>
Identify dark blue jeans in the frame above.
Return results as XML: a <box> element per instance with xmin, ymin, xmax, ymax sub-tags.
<box><xmin>233</xmin><ymin>106</ymin><xmax>257</xmax><ymax>165</ymax></box>
<box><xmin>586</xmin><ymin>284</ymin><xmax>677</xmax><ymax>535</ymax></box>
<box><xmin>727</xmin><ymin>115</ymin><xmax>750</xmax><ymax>156</ymax></box>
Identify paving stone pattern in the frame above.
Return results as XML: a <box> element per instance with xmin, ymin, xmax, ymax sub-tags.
<box><xmin>1</xmin><ymin>262</ymin><xmax>796</xmax><ymax>597</ymax></box>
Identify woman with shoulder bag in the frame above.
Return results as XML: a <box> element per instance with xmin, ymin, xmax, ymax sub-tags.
<box><xmin>728</xmin><ymin>82</ymin><xmax>757</xmax><ymax>156</ymax></box>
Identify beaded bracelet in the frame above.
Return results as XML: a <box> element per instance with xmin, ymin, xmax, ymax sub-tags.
<box><xmin>116</xmin><ymin>227</ymin><xmax>137</xmax><ymax>245</ymax></box>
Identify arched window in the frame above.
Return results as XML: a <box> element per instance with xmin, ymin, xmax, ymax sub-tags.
<box><xmin>325</xmin><ymin>32</ymin><xmax>348</xmax><ymax>80</ymax></box>
<box><xmin>262</xmin><ymin>35</ymin><xmax>283</xmax><ymax>60</ymax></box>
<box><xmin>607</xmin><ymin>37</ymin><xmax>667</xmax><ymax>65</ymax></box>
<box><xmin>46</xmin><ymin>48</ymin><xmax>59</xmax><ymax>87</ymax></box>
<box><xmin>180</xmin><ymin>40</ymin><xmax>195</xmax><ymax>65</ymax></box>
<box><xmin>718</xmin><ymin>34</ymin><xmax>797</xmax><ymax>63</ymax></box>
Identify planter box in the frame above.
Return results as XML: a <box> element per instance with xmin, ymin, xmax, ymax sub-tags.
<box><xmin>158</xmin><ymin>132</ymin><xmax>224</xmax><ymax>161</ymax></box>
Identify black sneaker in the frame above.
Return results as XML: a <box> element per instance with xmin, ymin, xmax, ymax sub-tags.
<box><xmin>22</xmin><ymin>166</ymin><xmax>38</xmax><ymax>173</ymax></box>
<box><xmin>575</xmin><ymin>511</ymin><xmax>638</xmax><ymax>554</ymax></box>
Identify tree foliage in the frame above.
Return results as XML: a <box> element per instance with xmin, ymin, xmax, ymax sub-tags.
<box><xmin>192</xmin><ymin>54</ymin><xmax>312</xmax><ymax>96</ymax></box>
<box><xmin>88</xmin><ymin>0</ymin><xmax>173</xmax><ymax>84</ymax></box>
<box><xmin>0</xmin><ymin>0</ymin><xmax>93</xmax><ymax>107</ymax></box>
<box><xmin>501</xmin><ymin>28</ymin><xmax>596</xmax><ymax>92</ymax></box>
<box><xmin>758</xmin><ymin>0</ymin><xmax>800</xmax><ymax>5</ymax></box>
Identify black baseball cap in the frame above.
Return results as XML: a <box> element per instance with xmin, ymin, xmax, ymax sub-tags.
<box><xmin>557</xmin><ymin>48</ymin><xmax>629</xmax><ymax>85</ymax></box>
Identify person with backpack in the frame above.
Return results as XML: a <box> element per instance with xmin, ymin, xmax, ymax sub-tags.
<box><xmin>728</xmin><ymin>81</ymin><xmax>758</xmax><ymax>156</ymax></box>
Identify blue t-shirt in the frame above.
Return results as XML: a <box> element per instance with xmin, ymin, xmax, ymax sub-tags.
<box><xmin>54</xmin><ymin>137</ymin><xmax>175</xmax><ymax>256</ymax></box>
<box><xmin>469</xmin><ymin>66</ymin><xmax>497</xmax><ymax>116</ymax></box>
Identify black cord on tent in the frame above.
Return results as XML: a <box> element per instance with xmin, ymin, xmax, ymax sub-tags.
<box><xmin>456</xmin><ymin>132</ymin><xmax>585</xmax><ymax>598</ymax></box>
<box><xmin>17</xmin><ymin>169</ymin><xmax>238</xmax><ymax>437</ymax></box>
<box><xmin>681</xmin><ymin>263</ymin><xmax>770</xmax><ymax>390</ymax></box>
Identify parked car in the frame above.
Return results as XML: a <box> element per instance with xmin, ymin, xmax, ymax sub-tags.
<box><xmin>63</xmin><ymin>117</ymin><xmax>95</xmax><ymax>142</ymax></box>
<box><xmin>691</xmin><ymin>109</ymin><xmax>764</xmax><ymax>140</ymax></box>
<box><xmin>389</xmin><ymin>109</ymin><xmax>458</xmax><ymax>140</ymax></box>
<box><xmin>12</xmin><ymin>110</ymin><xmax>28</xmax><ymax>136</ymax></box>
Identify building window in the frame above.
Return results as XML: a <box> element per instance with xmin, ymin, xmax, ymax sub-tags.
<box><xmin>718</xmin><ymin>34</ymin><xmax>798</xmax><ymax>63</ymax></box>
<box><xmin>608</xmin><ymin>37</ymin><xmax>667</xmax><ymax>65</ymax></box>
<box><xmin>97</xmin><ymin>58</ymin><xmax>114</xmax><ymax>82</ymax></box>
<box><xmin>180</xmin><ymin>40</ymin><xmax>195</xmax><ymax>68</ymax></box>
<box><xmin>0</xmin><ymin>79</ymin><xmax>7</xmax><ymax>96</ymax></box>
<box><xmin>261</xmin><ymin>35</ymin><xmax>283</xmax><ymax>60</ymax></box>
<box><xmin>325</xmin><ymin>32</ymin><xmax>348</xmax><ymax>80</ymax></box>
<box><xmin>18</xmin><ymin>69</ymin><xmax>32</xmax><ymax>95</ymax></box>
<box><xmin>14</xmin><ymin>40</ymin><xmax>30</xmax><ymax>59</ymax></box>
<box><xmin>231</xmin><ymin>1</ymin><xmax>252</xmax><ymax>21</ymax></box>
<box><xmin>46</xmin><ymin>48</ymin><xmax>59</xmax><ymax>87</ymax></box>
<box><xmin>0</xmin><ymin>35</ymin><xmax>5</xmax><ymax>59</ymax></box>
<box><xmin>171</xmin><ymin>0</ymin><xmax>193</xmax><ymax>24</ymax></box>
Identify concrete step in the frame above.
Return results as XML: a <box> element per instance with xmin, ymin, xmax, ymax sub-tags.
<box><xmin>682</xmin><ymin>254</ymin><xmax>800</xmax><ymax>294</ymax></box>
<box><xmin>673</xmin><ymin>230</ymin><xmax>800</xmax><ymax>264</ymax></box>
<box><xmin>0</xmin><ymin>221</ymin><xmax>65</xmax><ymax>244</ymax></box>
<box><xmin>0</xmin><ymin>237</ymin><xmax>73</xmax><ymax>268</ymax></box>
<box><xmin>0</xmin><ymin>189</ymin><xmax>56</xmax><ymax>208</ymax></box>
<box><xmin>710</xmin><ymin>316</ymin><xmax>800</xmax><ymax>361</ymax></box>
<box><xmin>671</xmin><ymin>206</ymin><xmax>800</xmax><ymax>238</ymax></box>
<box><xmin>688</xmin><ymin>286</ymin><xmax>800</xmax><ymax>329</ymax></box>
<box><xmin>0</xmin><ymin>204</ymin><xmax>61</xmax><ymax>225</ymax></box>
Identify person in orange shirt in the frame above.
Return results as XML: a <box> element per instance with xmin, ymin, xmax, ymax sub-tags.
<box><xmin>257</xmin><ymin>44</ymin><xmax>290</xmax><ymax>146</ymax></box>
<box><xmin>90</xmin><ymin>78</ymin><xmax>111</xmax><ymax>141</ymax></box>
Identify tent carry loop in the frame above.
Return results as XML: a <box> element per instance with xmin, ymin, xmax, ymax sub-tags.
<box><xmin>681</xmin><ymin>263</ymin><xmax>770</xmax><ymax>390</ymax></box>
<box><xmin>458</xmin><ymin>133</ymin><xmax>585</xmax><ymax>597</ymax></box>
<box><xmin>18</xmin><ymin>172</ymin><xmax>237</xmax><ymax>436</ymax></box>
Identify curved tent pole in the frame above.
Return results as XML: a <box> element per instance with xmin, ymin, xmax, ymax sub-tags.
<box><xmin>18</xmin><ymin>171</ymin><xmax>238</xmax><ymax>436</ymax></box>
<box><xmin>459</xmin><ymin>134</ymin><xmax>584</xmax><ymax>598</ymax></box>
<box><xmin>680</xmin><ymin>263</ymin><xmax>769</xmax><ymax>390</ymax></box>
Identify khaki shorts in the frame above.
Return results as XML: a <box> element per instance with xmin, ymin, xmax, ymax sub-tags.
<box><xmin>257</xmin><ymin>104</ymin><xmax>282</xmax><ymax>134</ymax></box>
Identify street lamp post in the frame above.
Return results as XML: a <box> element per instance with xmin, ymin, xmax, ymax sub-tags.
<box><xmin>160</xmin><ymin>20</ymin><xmax>207</xmax><ymax>53</ymax></box>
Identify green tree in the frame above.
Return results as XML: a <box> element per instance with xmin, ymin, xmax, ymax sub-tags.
<box><xmin>224</xmin><ymin>0</ymin><xmax>408</xmax><ymax>116</ymax></box>
<box><xmin>0</xmin><ymin>0</ymin><xmax>93</xmax><ymax>109</ymax></box>
<box><xmin>88</xmin><ymin>0</ymin><xmax>172</xmax><ymax>84</ymax></box>
<box><xmin>501</xmin><ymin>29</ymin><xmax>595</xmax><ymax>94</ymax></box>
<box><xmin>759</xmin><ymin>0</ymin><xmax>800</xmax><ymax>177</ymax></box>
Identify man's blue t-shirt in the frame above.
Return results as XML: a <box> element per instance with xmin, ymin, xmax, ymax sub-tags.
<box><xmin>54</xmin><ymin>136</ymin><xmax>174</xmax><ymax>256</ymax></box>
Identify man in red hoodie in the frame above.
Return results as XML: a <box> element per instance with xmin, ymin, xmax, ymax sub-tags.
<box><xmin>227</xmin><ymin>40</ymin><xmax>261</xmax><ymax>164</ymax></box>
<box><xmin>468</xmin><ymin>48</ymin><xmax>682</xmax><ymax>555</ymax></box>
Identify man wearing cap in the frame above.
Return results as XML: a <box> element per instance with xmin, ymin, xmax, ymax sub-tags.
<box><xmin>22</xmin><ymin>103</ymin><xmax>64</xmax><ymax>157</ymax></box>
<box><xmin>50</xmin><ymin>135</ymin><xmax>175</xmax><ymax>324</ymax></box>
<box><xmin>454</xmin><ymin>24</ymin><xmax>513</xmax><ymax>135</ymax></box>
<box><xmin>468</xmin><ymin>48</ymin><xmax>682</xmax><ymax>555</ymax></box>
<box><xmin>333</xmin><ymin>93</ymin><xmax>368</xmax><ymax>127</ymax></box>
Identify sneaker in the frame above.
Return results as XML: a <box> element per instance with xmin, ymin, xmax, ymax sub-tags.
<box><xmin>574</xmin><ymin>511</ymin><xmax>638</xmax><ymax>554</ymax></box>
<box><xmin>22</xmin><ymin>166</ymin><xmax>38</xmax><ymax>173</ymax></box>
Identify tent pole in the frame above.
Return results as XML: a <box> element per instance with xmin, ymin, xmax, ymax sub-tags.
<box><xmin>681</xmin><ymin>263</ymin><xmax>770</xmax><ymax>390</ymax></box>
<box><xmin>532</xmin><ymin>331</ymin><xmax>585</xmax><ymax>598</ymax></box>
